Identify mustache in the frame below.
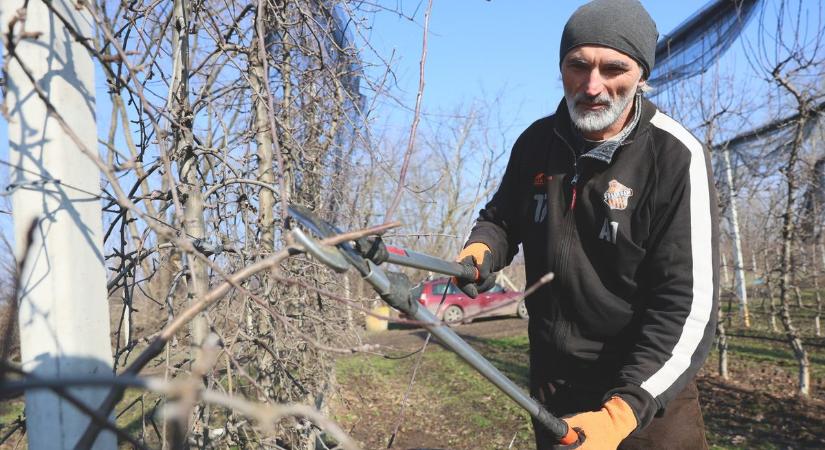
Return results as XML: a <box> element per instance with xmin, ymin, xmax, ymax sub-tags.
<box><xmin>573</xmin><ymin>92</ymin><xmax>612</xmax><ymax>106</ymax></box>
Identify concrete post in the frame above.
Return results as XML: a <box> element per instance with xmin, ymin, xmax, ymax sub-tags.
<box><xmin>722</xmin><ymin>146</ymin><xmax>750</xmax><ymax>327</ymax></box>
<box><xmin>1</xmin><ymin>1</ymin><xmax>116</xmax><ymax>448</ymax></box>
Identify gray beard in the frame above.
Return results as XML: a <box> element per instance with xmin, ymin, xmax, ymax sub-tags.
<box><xmin>565</xmin><ymin>89</ymin><xmax>636</xmax><ymax>135</ymax></box>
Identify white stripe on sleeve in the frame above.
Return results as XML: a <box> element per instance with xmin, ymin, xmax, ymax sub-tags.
<box><xmin>640</xmin><ymin>111</ymin><xmax>715</xmax><ymax>398</ymax></box>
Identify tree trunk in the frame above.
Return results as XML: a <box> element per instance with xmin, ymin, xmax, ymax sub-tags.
<box><xmin>120</xmin><ymin>294</ymin><xmax>132</xmax><ymax>350</ymax></box>
<box><xmin>170</xmin><ymin>0</ymin><xmax>209</xmax><ymax>444</ymax></box>
<box><xmin>775</xmin><ymin>113</ymin><xmax>811</xmax><ymax>397</ymax></box>
<box><xmin>345</xmin><ymin>274</ymin><xmax>353</xmax><ymax>329</ymax></box>
<box><xmin>250</xmin><ymin>37</ymin><xmax>276</xmax><ymax>253</ymax></box>
<box><xmin>793</xmin><ymin>286</ymin><xmax>805</xmax><ymax>309</ymax></box>
<box><xmin>821</xmin><ymin>242</ymin><xmax>825</xmax><ymax>270</ymax></box>
<box><xmin>813</xmin><ymin>243</ymin><xmax>823</xmax><ymax>337</ymax></box>
<box><xmin>721</xmin><ymin>252</ymin><xmax>731</xmax><ymax>289</ymax></box>
<box><xmin>716</xmin><ymin>299</ymin><xmax>729</xmax><ymax>380</ymax></box>
<box><xmin>815</xmin><ymin>278</ymin><xmax>823</xmax><ymax>338</ymax></box>
<box><xmin>764</xmin><ymin>249</ymin><xmax>779</xmax><ymax>333</ymax></box>
<box><xmin>169</xmin><ymin>0</ymin><xmax>208</xmax><ymax>348</ymax></box>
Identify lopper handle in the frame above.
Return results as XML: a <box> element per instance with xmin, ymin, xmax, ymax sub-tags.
<box><xmin>384</xmin><ymin>245</ymin><xmax>479</xmax><ymax>281</ymax></box>
<box><xmin>458</xmin><ymin>261</ymin><xmax>480</xmax><ymax>281</ymax></box>
<box><xmin>558</xmin><ymin>425</ymin><xmax>582</xmax><ymax>446</ymax></box>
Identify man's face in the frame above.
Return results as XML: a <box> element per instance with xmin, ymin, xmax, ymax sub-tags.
<box><xmin>561</xmin><ymin>45</ymin><xmax>644</xmax><ymax>139</ymax></box>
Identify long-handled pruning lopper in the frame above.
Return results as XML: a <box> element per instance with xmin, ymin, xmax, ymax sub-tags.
<box><xmin>287</xmin><ymin>204</ymin><xmax>580</xmax><ymax>446</ymax></box>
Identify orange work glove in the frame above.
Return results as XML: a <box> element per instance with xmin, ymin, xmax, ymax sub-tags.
<box><xmin>453</xmin><ymin>242</ymin><xmax>495</xmax><ymax>298</ymax></box>
<box><xmin>561</xmin><ymin>396</ymin><xmax>637</xmax><ymax>450</ymax></box>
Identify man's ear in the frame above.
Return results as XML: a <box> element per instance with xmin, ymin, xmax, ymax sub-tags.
<box><xmin>638</xmin><ymin>78</ymin><xmax>652</xmax><ymax>94</ymax></box>
<box><xmin>635</xmin><ymin>61</ymin><xmax>649</xmax><ymax>91</ymax></box>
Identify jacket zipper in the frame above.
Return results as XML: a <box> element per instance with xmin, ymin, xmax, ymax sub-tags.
<box><xmin>550</xmin><ymin>129</ymin><xmax>583</xmax><ymax>297</ymax></box>
<box><xmin>555</xmin><ymin>130</ymin><xmax>581</xmax><ymax>211</ymax></box>
<box><xmin>570</xmin><ymin>169</ymin><xmax>579</xmax><ymax>210</ymax></box>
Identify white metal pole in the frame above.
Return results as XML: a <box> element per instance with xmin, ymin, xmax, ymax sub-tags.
<box><xmin>722</xmin><ymin>146</ymin><xmax>750</xmax><ymax>327</ymax></box>
<box><xmin>2</xmin><ymin>1</ymin><xmax>116</xmax><ymax>449</ymax></box>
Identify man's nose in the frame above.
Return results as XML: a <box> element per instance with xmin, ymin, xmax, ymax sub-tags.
<box><xmin>584</xmin><ymin>70</ymin><xmax>605</xmax><ymax>97</ymax></box>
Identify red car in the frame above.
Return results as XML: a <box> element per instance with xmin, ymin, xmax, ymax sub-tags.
<box><xmin>415</xmin><ymin>278</ymin><xmax>527</xmax><ymax>324</ymax></box>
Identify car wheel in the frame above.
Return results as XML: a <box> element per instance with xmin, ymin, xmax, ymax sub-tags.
<box><xmin>443</xmin><ymin>305</ymin><xmax>464</xmax><ymax>324</ymax></box>
<box><xmin>517</xmin><ymin>299</ymin><xmax>529</xmax><ymax>320</ymax></box>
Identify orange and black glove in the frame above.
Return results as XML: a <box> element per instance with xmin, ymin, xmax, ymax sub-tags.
<box><xmin>454</xmin><ymin>242</ymin><xmax>496</xmax><ymax>298</ymax></box>
<box><xmin>559</xmin><ymin>396</ymin><xmax>637</xmax><ymax>450</ymax></box>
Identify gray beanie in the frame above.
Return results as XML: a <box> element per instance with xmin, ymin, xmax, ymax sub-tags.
<box><xmin>560</xmin><ymin>0</ymin><xmax>659</xmax><ymax>78</ymax></box>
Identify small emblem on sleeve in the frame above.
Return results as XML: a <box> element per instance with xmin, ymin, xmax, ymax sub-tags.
<box><xmin>599</xmin><ymin>218</ymin><xmax>619</xmax><ymax>243</ymax></box>
<box><xmin>603</xmin><ymin>179</ymin><xmax>633</xmax><ymax>210</ymax></box>
<box><xmin>533</xmin><ymin>194</ymin><xmax>548</xmax><ymax>223</ymax></box>
<box><xmin>533</xmin><ymin>172</ymin><xmax>552</xmax><ymax>187</ymax></box>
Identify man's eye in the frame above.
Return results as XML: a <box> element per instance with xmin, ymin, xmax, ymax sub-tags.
<box><xmin>604</xmin><ymin>66</ymin><xmax>628</xmax><ymax>75</ymax></box>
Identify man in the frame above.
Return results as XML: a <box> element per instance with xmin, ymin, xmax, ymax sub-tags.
<box><xmin>455</xmin><ymin>1</ymin><xmax>719</xmax><ymax>449</ymax></box>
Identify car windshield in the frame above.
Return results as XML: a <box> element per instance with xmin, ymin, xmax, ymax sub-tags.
<box><xmin>431</xmin><ymin>281</ymin><xmax>461</xmax><ymax>295</ymax></box>
<box><xmin>488</xmin><ymin>284</ymin><xmax>505</xmax><ymax>293</ymax></box>
<box><xmin>431</xmin><ymin>283</ymin><xmax>448</xmax><ymax>295</ymax></box>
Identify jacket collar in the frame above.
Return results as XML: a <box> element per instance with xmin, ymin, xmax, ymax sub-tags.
<box><xmin>553</xmin><ymin>94</ymin><xmax>658</xmax><ymax>164</ymax></box>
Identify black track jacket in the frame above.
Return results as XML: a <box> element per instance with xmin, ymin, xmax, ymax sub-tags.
<box><xmin>466</xmin><ymin>97</ymin><xmax>719</xmax><ymax>431</ymax></box>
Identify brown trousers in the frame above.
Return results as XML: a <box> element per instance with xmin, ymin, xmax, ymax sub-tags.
<box><xmin>531</xmin><ymin>379</ymin><xmax>708</xmax><ymax>450</ymax></box>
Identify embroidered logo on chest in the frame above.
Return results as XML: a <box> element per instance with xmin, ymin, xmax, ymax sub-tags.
<box><xmin>533</xmin><ymin>172</ymin><xmax>552</xmax><ymax>187</ymax></box>
<box><xmin>603</xmin><ymin>179</ymin><xmax>633</xmax><ymax>210</ymax></box>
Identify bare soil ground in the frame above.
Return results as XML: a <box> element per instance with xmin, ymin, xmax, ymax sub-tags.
<box><xmin>332</xmin><ymin>317</ymin><xmax>825</xmax><ymax>450</ymax></box>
